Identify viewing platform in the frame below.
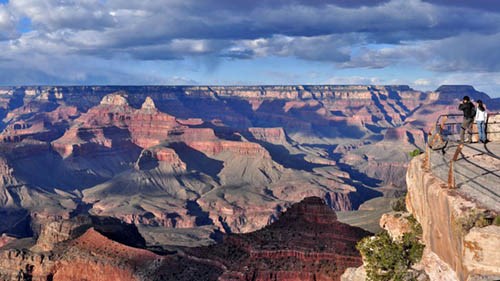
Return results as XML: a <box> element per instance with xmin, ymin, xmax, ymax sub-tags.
<box><xmin>427</xmin><ymin>113</ymin><xmax>500</xmax><ymax>212</ymax></box>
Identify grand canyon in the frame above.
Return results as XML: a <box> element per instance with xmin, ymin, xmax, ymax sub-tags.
<box><xmin>0</xmin><ymin>85</ymin><xmax>498</xmax><ymax>281</ymax></box>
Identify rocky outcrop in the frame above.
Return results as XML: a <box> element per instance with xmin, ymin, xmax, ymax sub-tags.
<box><xmin>341</xmin><ymin>266</ymin><xmax>366</xmax><ymax>281</ymax></box>
<box><xmin>1</xmin><ymin>84</ymin><xmax>498</xmax><ymax>268</ymax></box>
<box><xmin>0</xmin><ymin>235</ymin><xmax>15</xmax><ymax>249</ymax></box>
<box><xmin>434</xmin><ymin>85</ymin><xmax>490</xmax><ymax>103</ymax></box>
<box><xmin>379</xmin><ymin>212</ymin><xmax>414</xmax><ymax>241</ymax></box>
<box><xmin>100</xmin><ymin>92</ymin><xmax>130</xmax><ymax>106</ymax></box>
<box><xmin>186</xmin><ymin>140</ymin><xmax>270</xmax><ymax>157</ymax></box>
<box><xmin>406</xmin><ymin>154</ymin><xmax>500</xmax><ymax>280</ymax></box>
<box><xmin>51</xmin><ymin>93</ymin><xmax>181</xmax><ymax>159</ymax></box>
<box><xmin>141</xmin><ymin>96</ymin><xmax>156</xmax><ymax>112</ymax></box>
<box><xmin>189</xmin><ymin>197</ymin><xmax>371</xmax><ymax>281</ymax></box>
<box><xmin>462</xmin><ymin>226</ymin><xmax>500</xmax><ymax>277</ymax></box>
<box><xmin>33</xmin><ymin>216</ymin><xmax>92</xmax><ymax>251</ymax></box>
<box><xmin>248</xmin><ymin>127</ymin><xmax>287</xmax><ymax>144</ymax></box>
<box><xmin>0</xmin><ymin>197</ymin><xmax>369</xmax><ymax>281</ymax></box>
<box><xmin>51</xmin><ymin>227</ymin><xmax>156</xmax><ymax>281</ymax></box>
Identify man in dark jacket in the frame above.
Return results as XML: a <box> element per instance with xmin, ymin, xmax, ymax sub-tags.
<box><xmin>458</xmin><ymin>96</ymin><xmax>475</xmax><ymax>143</ymax></box>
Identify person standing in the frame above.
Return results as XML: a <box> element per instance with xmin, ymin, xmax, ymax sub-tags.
<box><xmin>475</xmin><ymin>100</ymin><xmax>488</xmax><ymax>143</ymax></box>
<box><xmin>458</xmin><ymin>96</ymin><xmax>475</xmax><ymax>143</ymax></box>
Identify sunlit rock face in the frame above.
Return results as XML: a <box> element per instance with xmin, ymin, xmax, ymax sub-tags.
<box><xmin>406</xmin><ymin>155</ymin><xmax>500</xmax><ymax>281</ymax></box>
<box><xmin>0</xmin><ymin>197</ymin><xmax>370</xmax><ymax>281</ymax></box>
<box><xmin>0</xmin><ymin>85</ymin><xmax>497</xmax><ymax>267</ymax></box>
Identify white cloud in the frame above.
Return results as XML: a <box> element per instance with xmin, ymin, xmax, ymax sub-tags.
<box><xmin>342</xmin><ymin>32</ymin><xmax>500</xmax><ymax>72</ymax></box>
<box><xmin>0</xmin><ymin>0</ymin><xmax>498</xmax><ymax>93</ymax></box>
<box><xmin>326</xmin><ymin>76</ymin><xmax>384</xmax><ymax>85</ymax></box>
<box><xmin>0</xmin><ymin>4</ymin><xmax>18</xmax><ymax>40</ymax></box>
<box><xmin>9</xmin><ymin>0</ymin><xmax>114</xmax><ymax>31</ymax></box>
<box><xmin>413</xmin><ymin>78</ymin><xmax>431</xmax><ymax>86</ymax></box>
<box><xmin>228</xmin><ymin>34</ymin><xmax>353</xmax><ymax>62</ymax></box>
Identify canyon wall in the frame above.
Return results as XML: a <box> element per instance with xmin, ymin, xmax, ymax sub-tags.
<box><xmin>1</xmin><ymin>84</ymin><xmax>498</xmax><ymax>275</ymax></box>
<box><xmin>0</xmin><ymin>197</ymin><xmax>369</xmax><ymax>281</ymax></box>
<box><xmin>406</xmin><ymin>155</ymin><xmax>500</xmax><ymax>281</ymax></box>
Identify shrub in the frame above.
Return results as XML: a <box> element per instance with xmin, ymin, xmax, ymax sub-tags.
<box><xmin>408</xmin><ymin>149</ymin><xmax>421</xmax><ymax>158</ymax></box>
<box><xmin>357</xmin><ymin>217</ymin><xmax>424</xmax><ymax>281</ymax></box>
<box><xmin>391</xmin><ymin>196</ymin><xmax>407</xmax><ymax>212</ymax></box>
<box><xmin>474</xmin><ymin>213</ymin><xmax>491</xmax><ymax>228</ymax></box>
<box><xmin>494</xmin><ymin>216</ymin><xmax>500</xmax><ymax>226</ymax></box>
<box><xmin>454</xmin><ymin>210</ymin><xmax>493</xmax><ymax>235</ymax></box>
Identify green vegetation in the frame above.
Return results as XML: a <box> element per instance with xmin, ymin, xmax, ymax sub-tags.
<box><xmin>391</xmin><ymin>196</ymin><xmax>407</xmax><ymax>212</ymax></box>
<box><xmin>356</xmin><ymin>216</ymin><xmax>424</xmax><ymax>281</ymax></box>
<box><xmin>494</xmin><ymin>216</ymin><xmax>500</xmax><ymax>226</ymax></box>
<box><xmin>408</xmin><ymin>149</ymin><xmax>422</xmax><ymax>158</ymax></box>
<box><xmin>454</xmin><ymin>210</ymin><xmax>496</xmax><ymax>235</ymax></box>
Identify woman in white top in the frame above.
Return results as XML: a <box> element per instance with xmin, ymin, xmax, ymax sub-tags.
<box><xmin>475</xmin><ymin>100</ymin><xmax>488</xmax><ymax>143</ymax></box>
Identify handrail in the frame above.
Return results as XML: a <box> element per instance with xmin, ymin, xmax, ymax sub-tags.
<box><xmin>433</xmin><ymin>112</ymin><xmax>500</xmax><ymax>138</ymax></box>
<box><xmin>427</xmin><ymin>112</ymin><xmax>500</xmax><ymax>190</ymax></box>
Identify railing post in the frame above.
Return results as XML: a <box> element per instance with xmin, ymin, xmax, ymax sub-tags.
<box><xmin>448</xmin><ymin>160</ymin><xmax>455</xmax><ymax>188</ymax></box>
<box><xmin>448</xmin><ymin>143</ymin><xmax>464</xmax><ymax>189</ymax></box>
<box><xmin>425</xmin><ymin>145</ymin><xmax>431</xmax><ymax>170</ymax></box>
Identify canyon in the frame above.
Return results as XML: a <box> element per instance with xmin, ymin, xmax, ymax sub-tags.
<box><xmin>0</xmin><ymin>197</ymin><xmax>369</xmax><ymax>281</ymax></box>
<box><xmin>342</xmin><ymin>130</ymin><xmax>500</xmax><ymax>281</ymax></box>
<box><xmin>0</xmin><ymin>84</ymin><xmax>498</xmax><ymax>280</ymax></box>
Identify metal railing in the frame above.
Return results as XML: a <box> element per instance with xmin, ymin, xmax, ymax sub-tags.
<box><xmin>432</xmin><ymin>113</ymin><xmax>500</xmax><ymax>142</ymax></box>
<box><xmin>426</xmin><ymin>113</ymin><xmax>500</xmax><ymax>189</ymax></box>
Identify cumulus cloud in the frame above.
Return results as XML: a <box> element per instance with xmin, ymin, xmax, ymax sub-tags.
<box><xmin>413</xmin><ymin>78</ymin><xmax>432</xmax><ymax>86</ymax></box>
<box><xmin>326</xmin><ymin>76</ymin><xmax>384</xmax><ymax>85</ymax></box>
<box><xmin>422</xmin><ymin>0</ymin><xmax>500</xmax><ymax>12</ymax></box>
<box><xmin>225</xmin><ymin>35</ymin><xmax>353</xmax><ymax>62</ymax></box>
<box><xmin>0</xmin><ymin>0</ymin><xmax>499</xmax><ymax>90</ymax></box>
<box><xmin>9</xmin><ymin>0</ymin><xmax>115</xmax><ymax>31</ymax></box>
<box><xmin>342</xmin><ymin>32</ymin><xmax>500</xmax><ymax>72</ymax></box>
<box><xmin>0</xmin><ymin>4</ymin><xmax>18</xmax><ymax>40</ymax></box>
<box><xmin>5</xmin><ymin>0</ymin><xmax>500</xmax><ymax>57</ymax></box>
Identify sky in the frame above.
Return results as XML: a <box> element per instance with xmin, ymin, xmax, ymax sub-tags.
<box><xmin>0</xmin><ymin>0</ymin><xmax>499</xmax><ymax>96</ymax></box>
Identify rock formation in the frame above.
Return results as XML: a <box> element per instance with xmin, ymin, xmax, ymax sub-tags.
<box><xmin>0</xmin><ymin>234</ymin><xmax>15</xmax><ymax>249</ymax></box>
<box><xmin>343</xmin><ymin>149</ymin><xmax>500</xmax><ymax>281</ymax></box>
<box><xmin>406</xmin><ymin>154</ymin><xmax>500</xmax><ymax>280</ymax></box>
<box><xmin>0</xmin><ymin>84</ymin><xmax>498</xmax><ymax>269</ymax></box>
<box><xmin>0</xmin><ymin>197</ymin><xmax>370</xmax><ymax>281</ymax></box>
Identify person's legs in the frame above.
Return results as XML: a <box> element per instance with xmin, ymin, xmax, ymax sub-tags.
<box><xmin>460</xmin><ymin>119</ymin><xmax>467</xmax><ymax>142</ymax></box>
<box><xmin>477</xmin><ymin>121</ymin><xmax>483</xmax><ymax>142</ymax></box>
<box><xmin>479</xmin><ymin>121</ymin><xmax>486</xmax><ymax>142</ymax></box>
<box><xmin>466</xmin><ymin>119</ymin><xmax>473</xmax><ymax>142</ymax></box>
<box><xmin>461</xmin><ymin>118</ymin><xmax>473</xmax><ymax>142</ymax></box>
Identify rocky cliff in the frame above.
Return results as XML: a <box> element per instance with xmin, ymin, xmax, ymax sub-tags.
<box><xmin>0</xmin><ymin>197</ymin><xmax>369</xmax><ymax>281</ymax></box>
<box><xmin>405</xmin><ymin>154</ymin><xmax>500</xmax><ymax>281</ymax></box>
<box><xmin>0</xmin><ymin>84</ymin><xmax>497</xmax><ymax>254</ymax></box>
<box><xmin>342</xmin><ymin>136</ymin><xmax>500</xmax><ymax>281</ymax></box>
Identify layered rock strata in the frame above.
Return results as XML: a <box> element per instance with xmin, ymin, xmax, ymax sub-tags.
<box><xmin>406</xmin><ymin>155</ymin><xmax>500</xmax><ymax>280</ymax></box>
<box><xmin>0</xmin><ymin>197</ymin><xmax>369</xmax><ymax>281</ymax></box>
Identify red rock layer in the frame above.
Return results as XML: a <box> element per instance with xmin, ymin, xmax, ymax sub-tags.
<box><xmin>188</xmin><ymin>197</ymin><xmax>370</xmax><ymax>281</ymax></box>
<box><xmin>0</xmin><ymin>197</ymin><xmax>369</xmax><ymax>281</ymax></box>
<box><xmin>0</xmin><ymin>235</ymin><xmax>15</xmax><ymax>249</ymax></box>
<box><xmin>248</xmin><ymin>127</ymin><xmax>287</xmax><ymax>144</ymax></box>
<box><xmin>187</xmin><ymin>140</ymin><xmax>270</xmax><ymax>157</ymax></box>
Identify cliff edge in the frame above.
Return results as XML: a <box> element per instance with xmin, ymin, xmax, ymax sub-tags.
<box><xmin>406</xmin><ymin>154</ymin><xmax>500</xmax><ymax>281</ymax></box>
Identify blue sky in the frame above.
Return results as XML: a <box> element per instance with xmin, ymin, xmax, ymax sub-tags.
<box><xmin>0</xmin><ymin>0</ymin><xmax>499</xmax><ymax>96</ymax></box>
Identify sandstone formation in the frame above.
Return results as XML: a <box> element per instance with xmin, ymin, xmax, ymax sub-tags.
<box><xmin>342</xmin><ymin>139</ymin><xmax>500</xmax><ymax>281</ymax></box>
<box><xmin>0</xmin><ymin>235</ymin><xmax>15</xmax><ymax>249</ymax></box>
<box><xmin>405</xmin><ymin>154</ymin><xmax>500</xmax><ymax>280</ymax></box>
<box><xmin>0</xmin><ymin>84</ymin><xmax>497</xmax><ymax>262</ymax></box>
<box><xmin>379</xmin><ymin>212</ymin><xmax>414</xmax><ymax>241</ymax></box>
<box><xmin>195</xmin><ymin>197</ymin><xmax>371</xmax><ymax>281</ymax></box>
<box><xmin>0</xmin><ymin>197</ymin><xmax>369</xmax><ymax>281</ymax></box>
